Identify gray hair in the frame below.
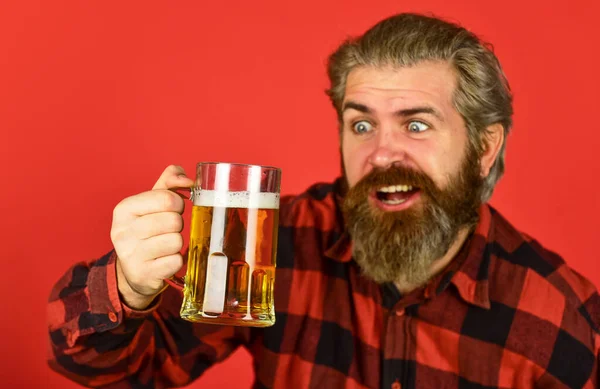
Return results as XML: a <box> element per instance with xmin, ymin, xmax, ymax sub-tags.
<box><xmin>326</xmin><ymin>13</ymin><xmax>513</xmax><ymax>202</ymax></box>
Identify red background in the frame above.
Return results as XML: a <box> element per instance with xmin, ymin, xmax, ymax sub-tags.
<box><xmin>0</xmin><ymin>0</ymin><xmax>598</xmax><ymax>387</ymax></box>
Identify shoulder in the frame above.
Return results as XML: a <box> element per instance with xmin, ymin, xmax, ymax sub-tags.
<box><xmin>279</xmin><ymin>180</ymin><xmax>342</xmax><ymax>232</ymax></box>
<box><xmin>274</xmin><ymin>180</ymin><xmax>347</xmax><ymax>271</ymax></box>
<box><xmin>487</xmin><ymin>206</ymin><xmax>600</xmax><ymax>336</ymax></box>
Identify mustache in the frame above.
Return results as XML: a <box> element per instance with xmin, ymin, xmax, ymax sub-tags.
<box><xmin>348</xmin><ymin>165</ymin><xmax>439</xmax><ymax>197</ymax></box>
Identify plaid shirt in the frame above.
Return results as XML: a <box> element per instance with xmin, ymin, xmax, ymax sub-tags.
<box><xmin>48</xmin><ymin>179</ymin><xmax>600</xmax><ymax>388</ymax></box>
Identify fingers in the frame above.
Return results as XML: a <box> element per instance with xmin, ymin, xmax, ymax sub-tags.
<box><xmin>149</xmin><ymin>254</ymin><xmax>184</xmax><ymax>280</ymax></box>
<box><xmin>110</xmin><ymin>164</ymin><xmax>194</xmax><ymax>306</ymax></box>
<box><xmin>153</xmin><ymin>165</ymin><xmax>195</xmax><ymax>191</ymax></box>
<box><xmin>115</xmin><ymin>190</ymin><xmax>185</xmax><ymax>223</ymax></box>
<box><xmin>138</xmin><ymin>232</ymin><xmax>184</xmax><ymax>260</ymax></box>
<box><xmin>117</xmin><ymin>253</ymin><xmax>183</xmax><ymax>299</ymax></box>
<box><xmin>133</xmin><ymin>212</ymin><xmax>184</xmax><ymax>240</ymax></box>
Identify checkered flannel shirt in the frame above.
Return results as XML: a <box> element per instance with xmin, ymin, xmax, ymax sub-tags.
<box><xmin>48</xmin><ymin>180</ymin><xmax>600</xmax><ymax>388</ymax></box>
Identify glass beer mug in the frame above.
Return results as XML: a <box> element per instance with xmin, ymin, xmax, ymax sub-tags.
<box><xmin>166</xmin><ymin>162</ymin><xmax>281</xmax><ymax>327</ymax></box>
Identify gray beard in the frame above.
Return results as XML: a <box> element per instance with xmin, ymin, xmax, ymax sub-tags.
<box><xmin>342</xmin><ymin>144</ymin><xmax>483</xmax><ymax>287</ymax></box>
<box><xmin>348</xmin><ymin>200</ymin><xmax>460</xmax><ymax>286</ymax></box>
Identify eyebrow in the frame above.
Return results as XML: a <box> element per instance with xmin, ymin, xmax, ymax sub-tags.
<box><xmin>342</xmin><ymin>101</ymin><xmax>444</xmax><ymax>122</ymax></box>
<box><xmin>342</xmin><ymin>101</ymin><xmax>373</xmax><ymax>114</ymax></box>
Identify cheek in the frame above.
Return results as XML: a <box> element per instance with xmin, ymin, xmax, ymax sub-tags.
<box><xmin>342</xmin><ymin>138</ymin><xmax>373</xmax><ymax>187</ymax></box>
<box><xmin>403</xmin><ymin>140</ymin><xmax>452</xmax><ymax>187</ymax></box>
<box><xmin>420</xmin><ymin>141</ymin><xmax>465</xmax><ymax>187</ymax></box>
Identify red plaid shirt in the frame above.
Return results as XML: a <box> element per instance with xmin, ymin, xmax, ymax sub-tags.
<box><xmin>48</xmin><ymin>180</ymin><xmax>600</xmax><ymax>388</ymax></box>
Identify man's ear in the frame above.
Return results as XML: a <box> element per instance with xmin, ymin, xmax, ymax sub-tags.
<box><xmin>479</xmin><ymin>123</ymin><xmax>504</xmax><ymax>178</ymax></box>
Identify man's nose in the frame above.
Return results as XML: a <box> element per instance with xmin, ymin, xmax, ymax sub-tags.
<box><xmin>368</xmin><ymin>130</ymin><xmax>409</xmax><ymax>169</ymax></box>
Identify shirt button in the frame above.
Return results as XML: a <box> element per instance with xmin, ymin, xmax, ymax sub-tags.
<box><xmin>392</xmin><ymin>381</ymin><xmax>401</xmax><ymax>389</ymax></box>
<box><xmin>424</xmin><ymin>288</ymin><xmax>432</xmax><ymax>298</ymax></box>
<box><xmin>395</xmin><ymin>309</ymin><xmax>405</xmax><ymax>316</ymax></box>
<box><xmin>108</xmin><ymin>312</ymin><xmax>118</xmax><ymax>322</ymax></box>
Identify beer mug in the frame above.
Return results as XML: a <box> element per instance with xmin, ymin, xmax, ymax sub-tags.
<box><xmin>166</xmin><ymin>162</ymin><xmax>281</xmax><ymax>327</ymax></box>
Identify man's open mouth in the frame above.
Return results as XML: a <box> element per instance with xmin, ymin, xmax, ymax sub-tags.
<box><xmin>372</xmin><ymin>184</ymin><xmax>421</xmax><ymax>208</ymax></box>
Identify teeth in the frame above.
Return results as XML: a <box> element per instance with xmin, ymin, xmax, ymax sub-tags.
<box><xmin>382</xmin><ymin>198</ymin><xmax>406</xmax><ymax>205</ymax></box>
<box><xmin>378</xmin><ymin>185</ymin><xmax>414</xmax><ymax>193</ymax></box>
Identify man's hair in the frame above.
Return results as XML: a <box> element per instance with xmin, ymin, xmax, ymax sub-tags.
<box><xmin>326</xmin><ymin>13</ymin><xmax>513</xmax><ymax>202</ymax></box>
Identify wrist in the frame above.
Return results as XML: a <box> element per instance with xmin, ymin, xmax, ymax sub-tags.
<box><xmin>115</xmin><ymin>258</ymin><xmax>159</xmax><ymax>310</ymax></box>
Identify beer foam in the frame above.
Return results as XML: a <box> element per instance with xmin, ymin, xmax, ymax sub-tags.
<box><xmin>193</xmin><ymin>190</ymin><xmax>279</xmax><ymax>209</ymax></box>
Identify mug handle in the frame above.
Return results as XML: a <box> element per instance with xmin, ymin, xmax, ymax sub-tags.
<box><xmin>164</xmin><ymin>275</ymin><xmax>185</xmax><ymax>291</ymax></box>
<box><xmin>162</xmin><ymin>187</ymin><xmax>195</xmax><ymax>292</ymax></box>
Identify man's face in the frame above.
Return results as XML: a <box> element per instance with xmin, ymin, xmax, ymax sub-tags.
<box><xmin>342</xmin><ymin>61</ymin><xmax>470</xmax><ymax>197</ymax></box>
<box><xmin>340</xmin><ymin>62</ymin><xmax>484</xmax><ymax>285</ymax></box>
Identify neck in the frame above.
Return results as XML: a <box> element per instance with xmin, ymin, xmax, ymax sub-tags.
<box><xmin>394</xmin><ymin>226</ymin><xmax>472</xmax><ymax>294</ymax></box>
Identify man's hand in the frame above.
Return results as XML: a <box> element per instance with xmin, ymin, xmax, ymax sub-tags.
<box><xmin>110</xmin><ymin>165</ymin><xmax>194</xmax><ymax>310</ymax></box>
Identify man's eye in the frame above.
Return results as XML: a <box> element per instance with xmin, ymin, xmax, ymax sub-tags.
<box><xmin>408</xmin><ymin>121</ymin><xmax>430</xmax><ymax>133</ymax></box>
<box><xmin>352</xmin><ymin>121</ymin><xmax>373</xmax><ymax>134</ymax></box>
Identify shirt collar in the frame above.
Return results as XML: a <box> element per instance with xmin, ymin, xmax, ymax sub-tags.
<box><xmin>324</xmin><ymin>180</ymin><xmax>492</xmax><ymax>309</ymax></box>
<box><xmin>433</xmin><ymin>204</ymin><xmax>492</xmax><ymax>310</ymax></box>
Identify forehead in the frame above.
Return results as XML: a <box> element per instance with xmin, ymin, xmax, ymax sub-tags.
<box><xmin>343</xmin><ymin>61</ymin><xmax>457</xmax><ymax>114</ymax></box>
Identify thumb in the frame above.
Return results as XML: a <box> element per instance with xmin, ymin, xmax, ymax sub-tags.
<box><xmin>152</xmin><ymin>165</ymin><xmax>195</xmax><ymax>191</ymax></box>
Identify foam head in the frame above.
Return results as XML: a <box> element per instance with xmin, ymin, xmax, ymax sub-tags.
<box><xmin>193</xmin><ymin>190</ymin><xmax>279</xmax><ymax>209</ymax></box>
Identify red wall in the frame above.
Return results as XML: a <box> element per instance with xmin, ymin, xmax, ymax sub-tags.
<box><xmin>1</xmin><ymin>0</ymin><xmax>598</xmax><ymax>387</ymax></box>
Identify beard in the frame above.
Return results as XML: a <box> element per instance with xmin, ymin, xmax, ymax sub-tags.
<box><xmin>341</xmin><ymin>146</ymin><xmax>484</xmax><ymax>287</ymax></box>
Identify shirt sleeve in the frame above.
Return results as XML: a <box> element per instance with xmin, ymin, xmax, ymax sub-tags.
<box><xmin>585</xmin><ymin>292</ymin><xmax>600</xmax><ymax>387</ymax></box>
<box><xmin>596</xmin><ymin>345</ymin><xmax>599</xmax><ymax>387</ymax></box>
<box><xmin>47</xmin><ymin>250</ymin><xmax>250</xmax><ymax>388</ymax></box>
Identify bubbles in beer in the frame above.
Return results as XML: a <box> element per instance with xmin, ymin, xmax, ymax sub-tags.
<box><xmin>181</xmin><ymin>189</ymin><xmax>279</xmax><ymax>327</ymax></box>
<box><xmin>193</xmin><ymin>190</ymin><xmax>280</xmax><ymax>209</ymax></box>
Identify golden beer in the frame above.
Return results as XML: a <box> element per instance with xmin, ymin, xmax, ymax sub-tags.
<box><xmin>181</xmin><ymin>190</ymin><xmax>279</xmax><ymax>327</ymax></box>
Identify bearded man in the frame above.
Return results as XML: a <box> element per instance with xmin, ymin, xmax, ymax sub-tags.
<box><xmin>48</xmin><ymin>13</ymin><xmax>599</xmax><ymax>389</ymax></box>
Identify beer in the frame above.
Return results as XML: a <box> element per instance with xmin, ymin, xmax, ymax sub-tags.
<box><xmin>181</xmin><ymin>190</ymin><xmax>280</xmax><ymax>327</ymax></box>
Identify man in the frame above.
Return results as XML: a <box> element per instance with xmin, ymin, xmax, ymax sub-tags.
<box><xmin>48</xmin><ymin>13</ymin><xmax>599</xmax><ymax>388</ymax></box>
